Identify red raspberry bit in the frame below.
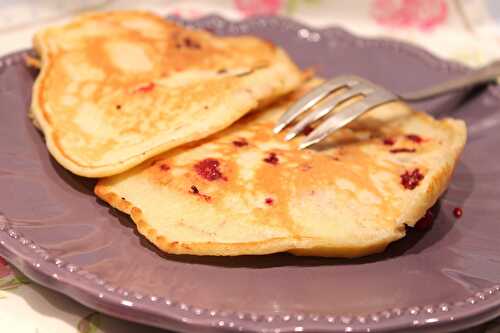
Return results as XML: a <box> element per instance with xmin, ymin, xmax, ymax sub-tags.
<box><xmin>453</xmin><ymin>207</ymin><xmax>463</xmax><ymax>218</ymax></box>
<box><xmin>265</xmin><ymin>197</ymin><xmax>274</xmax><ymax>205</ymax></box>
<box><xmin>194</xmin><ymin>158</ymin><xmax>225</xmax><ymax>181</ymax></box>
<box><xmin>303</xmin><ymin>125</ymin><xmax>314</xmax><ymax>135</ymax></box>
<box><xmin>383</xmin><ymin>138</ymin><xmax>395</xmax><ymax>146</ymax></box>
<box><xmin>189</xmin><ymin>185</ymin><xmax>211</xmax><ymax>202</ymax></box>
<box><xmin>232</xmin><ymin>138</ymin><xmax>248</xmax><ymax>147</ymax></box>
<box><xmin>415</xmin><ymin>209</ymin><xmax>434</xmax><ymax>231</ymax></box>
<box><xmin>406</xmin><ymin>134</ymin><xmax>423</xmax><ymax>143</ymax></box>
<box><xmin>135</xmin><ymin>82</ymin><xmax>155</xmax><ymax>93</ymax></box>
<box><xmin>263</xmin><ymin>152</ymin><xmax>279</xmax><ymax>165</ymax></box>
<box><xmin>159</xmin><ymin>163</ymin><xmax>170</xmax><ymax>171</ymax></box>
<box><xmin>390</xmin><ymin>148</ymin><xmax>416</xmax><ymax>154</ymax></box>
<box><xmin>400</xmin><ymin>168</ymin><xmax>424</xmax><ymax>190</ymax></box>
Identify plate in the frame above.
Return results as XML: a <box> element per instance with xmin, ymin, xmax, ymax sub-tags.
<box><xmin>1</xmin><ymin>15</ymin><xmax>499</xmax><ymax>333</ymax></box>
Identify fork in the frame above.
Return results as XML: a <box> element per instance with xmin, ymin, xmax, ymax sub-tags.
<box><xmin>274</xmin><ymin>62</ymin><xmax>500</xmax><ymax>149</ymax></box>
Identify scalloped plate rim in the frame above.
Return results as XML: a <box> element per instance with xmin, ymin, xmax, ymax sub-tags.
<box><xmin>0</xmin><ymin>14</ymin><xmax>498</xmax><ymax>333</ymax></box>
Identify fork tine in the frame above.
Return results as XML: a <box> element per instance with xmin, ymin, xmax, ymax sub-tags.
<box><xmin>273</xmin><ymin>76</ymin><xmax>357</xmax><ymax>133</ymax></box>
<box><xmin>299</xmin><ymin>91</ymin><xmax>397</xmax><ymax>149</ymax></box>
<box><xmin>284</xmin><ymin>84</ymin><xmax>369</xmax><ymax>141</ymax></box>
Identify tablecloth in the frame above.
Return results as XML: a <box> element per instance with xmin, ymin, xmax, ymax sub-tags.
<box><xmin>0</xmin><ymin>1</ymin><xmax>499</xmax><ymax>332</ymax></box>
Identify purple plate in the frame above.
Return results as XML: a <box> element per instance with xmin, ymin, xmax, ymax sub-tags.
<box><xmin>1</xmin><ymin>15</ymin><xmax>500</xmax><ymax>333</ymax></box>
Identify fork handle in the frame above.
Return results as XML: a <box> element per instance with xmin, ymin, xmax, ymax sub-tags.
<box><xmin>400</xmin><ymin>61</ymin><xmax>500</xmax><ymax>101</ymax></box>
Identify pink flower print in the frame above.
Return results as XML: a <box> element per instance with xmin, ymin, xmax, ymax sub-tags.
<box><xmin>234</xmin><ymin>0</ymin><xmax>283</xmax><ymax>17</ymax></box>
<box><xmin>372</xmin><ymin>0</ymin><xmax>448</xmax><ymax>32</ymax></box>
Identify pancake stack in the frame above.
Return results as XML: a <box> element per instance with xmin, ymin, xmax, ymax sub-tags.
<box><xmin>31</xmin><ymin>11</ymin><xmax>467</xmax><ymax>257</ymax></box>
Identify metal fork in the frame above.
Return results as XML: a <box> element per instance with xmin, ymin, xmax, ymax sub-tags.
<box><xmin>274</xmin><ymin>62</ymin><xmax>500</xmax><ymax>149</ymax></box>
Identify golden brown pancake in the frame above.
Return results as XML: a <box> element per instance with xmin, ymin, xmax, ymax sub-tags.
<box><xmin>31</xmin><ymin>11</ymin><xmax>303</xmax><ymax>177</ymax></box>
<box><xmin>95</xmin><ymin>81</ymin><xmax>467</xmax><ymax>257</ymax></box>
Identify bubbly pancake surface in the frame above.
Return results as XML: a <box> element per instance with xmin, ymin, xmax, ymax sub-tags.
<box><xmin>32</xmin><ymin>11</ymin><xmax>303</xmax><ymax>177</ymax></box>
<box><xmin>96</xmin><ymin>82</ymin><xmax>467</xmax><ymax>257</ymax></box>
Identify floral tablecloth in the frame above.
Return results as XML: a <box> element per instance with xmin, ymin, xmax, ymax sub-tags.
<box><xmin>0</xmin><ymin>1</ymin><xmax>499</xmax><ymax>332</ymax></box>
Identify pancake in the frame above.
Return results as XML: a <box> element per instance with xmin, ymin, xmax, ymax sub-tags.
<box><xmin>95</xmin><ymin>81</ymin><xmax>466</xmax><ymax>257</ymax></box>
<box><xmin>31</xmin><ymin>11</ymin><xmax>303</xmax><ymax>177</ymax></box>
